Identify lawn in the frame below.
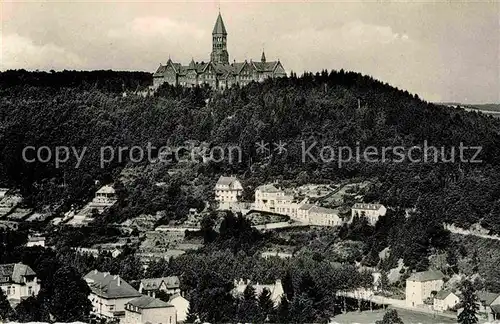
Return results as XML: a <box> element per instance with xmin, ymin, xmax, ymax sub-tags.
<box><xmin>330</xmin><ymin>307</ymin><xmax>457</xmax><ymax>324</ymax></box>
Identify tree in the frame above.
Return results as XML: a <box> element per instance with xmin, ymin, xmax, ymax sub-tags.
<box><xmin>14</xmin><ymin>296</ymin><xmax>49</xmax><ymax>322</ymax></box>
<box><xmin>282</xmin><ymin>270</ymin><xmax>294</xmax><ymax>300</ymax></box>
<box><xmin>185</xmin><ymin>304</ymin><xmax>198</xmax><ymax>323</ymax></box>
<box><xmin>276</xmin><ymin>295</ymin><xmax>289</xmax><ymax>323</ymax></box>
<box><xmin>458</xmin><ymin>280</ymin><xmax>479</xmax><ymax>324</ymax></box>
<box><xmin>379</xmin><ymin>270</ymin><xmax>390</xmax><ymax>293</ymax></box>
<box><xmin>236</xmin><ymin>285</ymin><xmax>259</xmax><ymax>323</ymax></box>
<box><xmin>46</xmin><ymin>265</ymin><xmax>92</xmax><ymax>322</ymax></box>
<box><xmin>0</xmin><ymin>288</ymin><xmax>14</xmax><ymax>322</ymax></box>
<box><xmin>375</xmin><ymin>309</ymin><xmax>404</xmax><ymax>324</ymax></box>
<box><xmin>258</xmin><ymin>287</ymin><xmax>275</xmax><ymax>322</ymax></box>
<box><xmin>288</xmin><ymin>292</ymin><xmax>315</xmax><ymax>323</ymax></box>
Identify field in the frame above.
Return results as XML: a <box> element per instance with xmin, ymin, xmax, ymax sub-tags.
<box><xmin>330</xmin><ymin>307</ymin><xmax>456</xmax><ymax>324</ymax></box>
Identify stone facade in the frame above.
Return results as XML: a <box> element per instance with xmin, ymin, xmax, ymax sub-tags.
<box><xmin>153</xmin><ymin>12</ymin><xmax>286</xmax><ymax>90</ymax></box>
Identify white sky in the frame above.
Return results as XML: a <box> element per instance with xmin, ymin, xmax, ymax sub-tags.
<box><xmin>1</xmin><ymin>0</ymin><xmax>499</xmax><ymax>103</ymax></box>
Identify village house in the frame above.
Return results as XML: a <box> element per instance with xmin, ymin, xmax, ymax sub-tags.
<box><xmin>308</xmin><ymin>206</ymin><xmax>343</xmax><ymax>226</ymax></box>
<box><xmin>214</xmin><ymin>175</ymin><xmax>243</xmax><ymax>209</ymax></box>
<box><xmin>89</xmin><ymin>185</ymin><xmax>118</xmax><ymax>212</ymax></box>
<box><xmin>139</xmin><ymin>276</ymin><xmax>181</xmax><ymax>297</ymax></box>
<box><xmin>254</xmin><ymin>184</ymin><xmax>297</xmax><ymax>217</ymax></box>
<box><xmin>123</xmin><ymin>295</ymin><xmax>177</xmax><ymax>324</ymax></box>
<box><xmin>0</xmin><ymin>263</ymin><xmax>40</xmax><ymax>305</ymax></box>
<box><xmin>433</xmin><ymin>290</ymin><xmax>460</xmax><ymax>311</ymax></box>
<box><xmin>26</xmin><ymin>235</ymin><xmax>45</xmax><ymax>248</ymax></box>
<box><xmin>153</xmin><ymin>12</ymin><xmax>286</xmax><ymax>90</ymax></box>
<box><xmin>169</xmin><ymin>293</ymin><xmax>190</xmax><ymax>323</ymax></box>
<box><xmin>477</xmin><ymin>291</ymin><xmax>500</xmax><ymax>321</ymax></box>
<box><xmin>232</xmin><ymin>279</ymin><xmax>284</xmax><ymax>306</ymax></box>
<box><xmin>351</xmin><ymin>203</ymin><xmax>387</xmax><ymax>226</ymax></box>
<box><xmin>84</xmin><ymin>270</ymin><xmax>142</xmax><ymax>322</ymax></box>
<box><xmin>405</xmin><ymin>270</ymin><xmax>445</xmax><ymax>307</ymax></box>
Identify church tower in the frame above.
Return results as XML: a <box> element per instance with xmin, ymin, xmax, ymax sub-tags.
<box><xmin>211</xmin><ymin>12</ymin><xmax>229</xmax><ymax>64</ymax></box>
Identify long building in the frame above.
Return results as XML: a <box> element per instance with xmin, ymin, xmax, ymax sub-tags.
<box><xmin>153</xmin><ymin>12</ymin><xmax>287</xmax><ymax>90</ymax></box>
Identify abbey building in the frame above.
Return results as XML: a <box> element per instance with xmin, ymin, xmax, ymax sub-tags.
<box><xmin>153</xmin><ymin>12</ymin><xmax>286</xmax><ymax>90</ymax></box>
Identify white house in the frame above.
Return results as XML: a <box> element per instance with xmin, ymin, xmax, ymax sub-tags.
<box><xmin>308</xmin><ymin>206</ymin><xmax>342</xmax><ymax>226</ymax></box>
<box><xmin>214</xmin><ymin>176</ymin><xmax>243</xmax><ymax>209</ymax></box>
<box><xmin>254</xmin><ymin>184</ymin><xmax>297</xmax><ymax>217</ymax></box>
<box><xmin>0</xmin><ymin>263</ymin><xmax>40</xmax><ymax>304</ymax></box>
<box><xmin>84</xmin><ymin>270</ymin><xmax>142</xmax><ymax>322</ymax></box>
<box><xmin>26</xmin><ymin>235</ymin><xmax>45</xmax><ymax>248</ymax></box>
<box><xmin>477</xmin><ymin>291</ymin><xmax>500</xmax><ymax>321</ymax></box>
<box><xmin>405</xmin><ymin>270</ymin><xmax>445</xmax><ymax>307</ymax></box>
<box><xmin>351</xmin><ymin>203</ymin><xmax>387</xmax><ymax>226</ymax></box>
<box><xmin>433</xmin><ymin>290</ymin><xmax>460</xmax><ymax>311</ymax></box>
<box><xmin>169</xmin><ymin>293</ymin><xmax>190</xmax><ymax>323</ymax></box>
<box><xmin>89</xmin><ymin>185</ymin><xmax>117</xmax><ymax>212</ymax></box>
<box><xmin>232</xmin><ymin>279</ymin><xmax>284</xmax><ymax>306</ymax></box>
<box><xmin>139</xmin><ymin>276</ymin><xmax>181</xmax><ymax>297</ymax></box>
<box><xmin>123</xmin><ymin>295</ymin><xmax>177</xmax><ymax>324</ymax></box>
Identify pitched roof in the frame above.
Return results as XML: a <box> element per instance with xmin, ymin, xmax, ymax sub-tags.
<box><xmin>84</xmin><ymin>270</ymin><xmax>141</xmax><ymax>299</ymax></box>
<box><xmin>352</xmin><ymin>203</ymin><xmax>384</xmax><ymax>210</ymax></box>
<box><xmin>0</xmin><ymin>263</ymin><xmax>36</xmax><ymax>284</ymax></box>
<box><xmin>298</xmin><ymin>204</ymin><xmax>315</xmax><ymax>211</ymax></box>
<box><xmin>96</xmin><ymin>185</ymin><xmax>115</xmax><ymax>194</ymax></box>
<box><xmin>216</xmin><ymin>176</ymin><xmax>240</xmax><ymax>186</ymax></box>
<box><xmin>127</xmin><ymin>295</ymin><xmax>173</xmax><ymax>309</ymax></box>
<box><xmin>407</xmin><ymin>270</ymin><xmax>445</xmax><ymax>282</ymax></box>
<box><xmin>252</xmin><ymin>61</ymin><xmax>279</xmax><ymax>72</ymax></box>
<box><xmin>140</xmin><ymin>276</ymin><xmax>180</xmax><ymax>290</ymax></box>
<box><xmin>434</xmin><ymin>290</ymin><xmax>455</xmax><ymax>300</ymax></box>
<box><xmin>212</xmin><ymin>13</ymin><xmax>227</xmax><ymax>35</ymax></box>
<box><xmin>256</xmin><ymin>184</ymin><xmax>282</xmax><ymax>193</ymax></box>
<box><xmin>477</xmin><ymin>291</ymin><xmax>500</xmax><ymax>306</ymax></box>
<box><xmin>310</xmin><ymin>206</ymin><xmax>338</xmax><ymax>215</ymax></box>
<box><xmin>491</xmin><ymin>304</ymin><xmax>500</xmax><ymax>314</ymax></box>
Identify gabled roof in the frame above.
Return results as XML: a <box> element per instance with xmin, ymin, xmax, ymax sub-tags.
<box><xmin>252</xmin><ymin>61</ymin><xmax>279</xmax><ymax>72</ymax></box>
<box><xmin>310</xmin><ymin>206</ymin><xmax>338</xmax><ymax>215</ymax></box>
<box><xmin>352</xmin><ymin>203</ymin><xmax>384</xmax><ymax>210</ymax></box>
<box><xmin>96</xmin><ymin>185</ymin><xmax>115</xmax><ymax>194</ymax></box>
<box><xmin>212</xmin><ymin>13</ymin><xmax>227</xmax><ymax>35</ymax></box>
<box><xmin>153</xmin><ymin>64</ymin><xmax>166</xmax><ymax>77</ymax></box>
<box><xmin>127</xmin><ymin>295</ymin><xmax>173</xmax><ymax>309</ymax></box>
<box><xmin>216</xmin><ymin>176</ymin><xmax>240</xmax><ymax>186</ymax></box>
<box><xmin>434</xmin><ymin>290</ymin><xmax>456</xmax><ymax>300</ymax></box>
<box><xmin>407</xmin><ymin>270</ymin><xmax>445</xmax><ymax>282</ymax></box>
<box><xmin>0</xmin><ymin>263</ymin><xmax>36</xmax><ymax>284</ymax></box>
<box><xmin>298</xmin><ymin>204</ymin><xmax>315</xmax><ymax>211</ymax></box>
<box><xmin>84</xmin><ymin>270</ymin><xmax>141</xmax><ymax>299</ymax></box>
<box><xmin>256</xmin><ymin>184</ymin><xmax>282</xmax><ymax>193</ymax></box>
<box><xmin>477</xmin><ymin>291</ymin><xmax>500</xmax><ymax>306</ymax></box>
<box><xmin>140</xmin><ymin>276</ymin><xmax>180</xmax><ymax>290</ymax></box>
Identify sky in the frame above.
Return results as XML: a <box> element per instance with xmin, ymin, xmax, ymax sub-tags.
<box><xmin>1</xmin><ymin>0</ymin><xmax>499</xmax><ymax>103</ymax></box>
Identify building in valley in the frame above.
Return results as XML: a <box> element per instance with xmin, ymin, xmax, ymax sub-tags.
<box><xmin>153</xmin><ymin>12</ymin><xmax>286</xmax><ymax>90</ymax></box>
<box><xmin>123</xmin><ymin>295</ymin><xmax>177</xmax><ymax>324</ymax></box>
<box><xmin>214</xmin><ymin>175</ymin><xmax>243</xmax><ymax>209</ymax></box>
<box><xmin>405</xmin><ymin>270</ymin><xmax>445</xmax><ymax>307</ymax></box>
<box><xmin>308</xmin><ymin>206</ymin><xmax>342</xmax><ymax>226</ymax></box>
<box><xmin>169</xmin><ymin>293</ymin><xmax>190</xmax><ymax>323</ymax></box>
<box><xmin>351</xmin><ymin>203</ymin><xmax>387</xmax><ymax>226</ymax></box>
<box><xmin>139</xmin><ymin>276</ymin><xmax>181</xmax><ymax>297</ymax></box>
<box><xmin>433</xmin><ymin>290</ymin><xmax>460</xmax><ymax>311</ymax></box>
<box><xmin>84</xmin><ymin>270</ymin><xmax>142</xmax><ymax>322</ymax></box>
<box><xmin>254</xmin><ymin>184</ymin><xmax>297</xmax><ymax>217</ymax></box>
<box><xmin>0</xmin><ymin>263</ymin><xmax>40</xmax><ymax>305</ymax></box>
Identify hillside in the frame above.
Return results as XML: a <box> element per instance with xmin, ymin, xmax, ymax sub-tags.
<box><xmin>2</xmin><ymin>69</ymin><xmax>500</xmax><ymax>270</ymax></box>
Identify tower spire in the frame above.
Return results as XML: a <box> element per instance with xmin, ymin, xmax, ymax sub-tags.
<box><xmin>211</xmin><ymin>11</ymin><xmax>229</xmax><ymax>64</ymax></box>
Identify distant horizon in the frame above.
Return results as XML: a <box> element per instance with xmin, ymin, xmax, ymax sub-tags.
<box><xmin>2</xmin><ymin>1</ymin><xmax>498</xmax><ymax>104</ymax></box>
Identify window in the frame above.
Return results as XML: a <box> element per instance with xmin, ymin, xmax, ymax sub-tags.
<box><xmin>109</xmin><ymin>305</ymin><xmax>114</xmax><ymax>311</ymax></box>
<box><xmin>28</xmin><ymin>286</ymin><xmax>32</xmax><ymax>295</ymax></box>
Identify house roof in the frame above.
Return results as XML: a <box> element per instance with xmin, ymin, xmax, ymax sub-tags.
<box><xmin>352</xmin><ymin>203</ymin><xmax>384</xmax><ymax>210</ymax></box>
<box><xmin>407</xmin><ymin>270</ymin><xmax>445</xmax><ymax>282</ymax></box>
<box><xmin>477</xmin><ymin>291</ymin><xmax>500</xmax><ymax>306</ymax></box>
<box><xmin>434</xmin><ymin>290</ymin><xmax>455</xmax><ymax>300</ymax></box>
<box><xmin>0</xmin><ymin>263</ymin><xmax>36</xmax><ymax>283</ymax></box>
<box><xmin>96</xmin><ymin>185</ymin><xmax>115</xmax><ymax>194</ymax></box>
<box><xmin>256</xmin><ymin>184</ymin><xmax>282</xmax><ymax>193</ymax></box>
<box><xmin>310</xmin><ymin>206</ymin><xmax>338</xmax><ymax>215</ymax></box>
<box><xmin>491</xmin><ymin>304</ymin><xmax>500</xmax><ymax>314</ymax></box>
<box><xmin>212</xmin><ymin>13</ymin><xmax>227</xmax><ymax>35</ymax></box>
<box><xmin>298</xmin><ymin>204</ymin><xmax>315</xmax><ymax>211</ymax></box>
<box><xmin>127</xmin><ymin>295</ymin><xmax>173</xmax><ymax>309</ymax></box>
<box><xmin>216</xmin><ymin>175</ymin><xmax>240</xmax><ymax>186</ymax></box>
<box><xmin>252</xmin><ymin>61</ymin><xmax>279</xmax><ymax>72</ymax></box>
<box><xmin>141</xmin><ymin>276</ymin><xmax>180</xmax><ymax>290</ymax></box>
<box><xmin>84</xmin><ymin>270</ymin><xmax>141</xmax><ymax>299</ymax></box>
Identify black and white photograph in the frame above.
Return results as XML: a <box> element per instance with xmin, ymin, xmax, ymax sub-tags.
<box><xmin>0</xmin><ymin>0</ymin><xmax>499</xmax><ymax>323</ymax></box>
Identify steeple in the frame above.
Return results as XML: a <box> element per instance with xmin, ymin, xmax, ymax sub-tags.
<box><xmin>211</xmin><ymin>12</ymin><xmax>229</xmax><ymax>64</ymax></box>
<box><xmin>261</xmin><ymin>50</ymin><xmax>266</xmax><ymax>63</ymax></box>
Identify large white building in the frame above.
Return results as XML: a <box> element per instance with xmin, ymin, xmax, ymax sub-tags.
<box><xmin>405</xmin><ymin>270</ymin><xmax>445</xmax><ymax>307</ymax></box>
<box><xmin>123</xmin><ymin>295</ymin><xmax>177</xmax><ymax>324</ymax></box>
<box><xmin>0</xmin><ymin>263</ymin><xmax>40</xmax><ymax>305</ymax></box>
<box><xmin>351</xmin><ymin>203</ymin><xmax>387</xmax><ymax>226</ymax></box>
<box><xmin>308</xmin><ymin>206</ymin><xmax>342</xmax><ymax>226</ymax></box>
<box><xmin>254</xmin><ymin>184</ymin><xmax>297</xmax><ymax>216</ymax></box>
<box><xmin>84</xmin><ymin>270</ymin><xmax>142</xmax><ymax>322</ymax></box>
<box><xmin>214</xmin><ymin>176</ymin><xmax>243</xmax><ymax>209</ymax></box>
